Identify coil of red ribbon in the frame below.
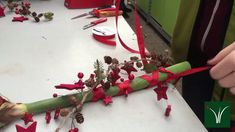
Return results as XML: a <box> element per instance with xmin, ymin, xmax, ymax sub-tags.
<box><xmin>92</xmin><ymin>26</ymin><xmax>116</xmax><ymax>46</ymax></box>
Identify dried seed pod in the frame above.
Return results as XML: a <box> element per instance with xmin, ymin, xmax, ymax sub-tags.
<box><xmin>44</xmin><ymin>12</ymin><xmax>54</xmax><ymax>20</ymax></box>
<box><xmin>31</xmin><ymin>12</ymin><xmax>37</xmax><ymax>17</ymax></box>
<box><xmin>34</xmin><ymin>17</ymin><xmax>40</xmax><ymax>22</ymax></box>
<box><xmin>136</xmin><ymin>61</ymin><xmax>143</xmax><ymax>68</ymax></box>
<box><xmin>84</xmin><ymin>79</ymin><xmax>95</xmax><ymax>87</ymax></box>
<box><xmin>102</xmin><ymin>81</ymin><xmax>111</xmax><ymax>91</ymax></box>
<box><xmin>130</xmin><ymin>56</ymin><xmax>139</xmax><ymax>61</ymax></box>
<box><xmin>7</xmin><ymin>0</ymin><xmax>13</xmax><ymax>4</ymax></box>
<box><xmin>104</xmin><ymin>56</ymin><xmax>112</xmax><ymax>64</ymax></box>
<box><xmin>60</xmin><ymin>108</ymin><xmax>70</xmax><ymax>117</ymax></box>
<box><xmin>68</xmin><ymin>95</ymin><xmax>78</xmax><ymax>105</ymax></box>
<box><xmin>112</xmin><ymin>58</ymin><xmax>119</xmax><ymax>64</ymax></box>
<box><xmin>75</xmin><ymin>113</ymin><xmax>84</xmax><ymax>124</ymax></box>
<box><xmin>38</xmin><ymin>13</ymin><xmax>43</xmax><ymax>18</ymax></box>
<box><xmin>146</xmin><ymin>53</ymin><xmax>151</xmax><ymax>58</ymax></box>
<box><xmin>76</xmin><ymin>105</ymin><xmax>83</xmax><ymax>113</ymax></box>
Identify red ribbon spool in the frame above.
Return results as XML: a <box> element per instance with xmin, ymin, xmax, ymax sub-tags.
<box><xmin>92</xmin><ymin>26</ymin><xmax>116</xmax><ymax>46</ymax></box>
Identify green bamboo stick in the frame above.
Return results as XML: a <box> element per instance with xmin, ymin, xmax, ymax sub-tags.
<box><xmin>25</xmin><ymin>61</ymin><xmax>191</xmax><ymax>113</ymax></box>
<box><xmin>0</xmin><ymin>61</ymin><xmax>191</xmax><ymax>128</ymax></box>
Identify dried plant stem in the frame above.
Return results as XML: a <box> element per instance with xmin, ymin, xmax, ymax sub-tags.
<box><xmin>55</xmin><ymin>86</ymin><xmax>93</xmax><ymax>131</ymax></box>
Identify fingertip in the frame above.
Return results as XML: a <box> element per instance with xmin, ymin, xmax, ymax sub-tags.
<box><xmin>230</xmin><ymin>87</ymin><xmax>235</xmax><ymax>95</ymax></box>
<box><xmin>207</xmin><ymin>58</ymin><xmax>215</xmax><ymax>65</ymax></box>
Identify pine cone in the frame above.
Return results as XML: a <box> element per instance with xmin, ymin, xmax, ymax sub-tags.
<box><xmin>75</xmin><ymin>113</ymin><xmax>84</xmax><ymax>124</ymax></box>
<box><xmin>102</xmin><ymin>81</ymin><xmax>111</xmax><ymax>91</ymax></box>
<box><xmin>104</xmin><ymin>56</ymin><xmax>112</xmax><ymax>64</ymax></box>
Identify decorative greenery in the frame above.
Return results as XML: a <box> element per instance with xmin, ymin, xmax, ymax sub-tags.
<box><xmin>0</xmin><ymin>0</ymin><xmax>54</xmax><ymax>22</ymax></box>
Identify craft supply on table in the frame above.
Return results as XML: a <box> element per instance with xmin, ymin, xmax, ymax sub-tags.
<box><xmin>71</xmin><ymin>8</ymin><xmax>122</xmax><ymax>20</ymax></box>
<box><xmin>83</xmin><ymin>18</ymin><xmax>107</xmax><ymax>30</ymax></box>
<box><xmin>64</xmin><ymin>0</ymin><xmax>113</xmax><ymax>9</ymax></box>
<box><xmin>92</xmin><ymin>26</ymin><xmax>116</xmax><ymax>46</ymax></box>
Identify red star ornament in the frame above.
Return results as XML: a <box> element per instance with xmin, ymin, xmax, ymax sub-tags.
<box><xmin>0</xmin><ymin>6</ymin><xmax>5</xmax><ymax>17</ymax></box>
<box><xmin>12</xmin><ymin>16</ymin><xmax>29</xmax><ymax>22</ymax></box>
<box><xmin>103</xmin><ymin>96</ymin><xmax>113</xmax><ymax>105</ymax></box>
<box><xmin>16</xmin><ymin>121</ymin><xmax>37</xmax><ymax>132</ymax></box>
<box><xmin>153</xmin><ymin>84</ymin><xmax>168</xmax><ymax>101</ymax></box>
<box><xmin>21</xmin><ymin>112</ymin><xmax>33</xmax><ymax>125</ymax></box>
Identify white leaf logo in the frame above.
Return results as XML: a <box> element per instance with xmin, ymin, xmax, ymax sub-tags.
<box><xmin>208</xmin><ymin>106</ymin><xmax>229</xmax><ymax>124</ymax></box>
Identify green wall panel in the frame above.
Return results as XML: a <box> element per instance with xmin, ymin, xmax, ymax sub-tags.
<box><xmin>137</xmin><ymin>0</ymin><xmax>149</xmax><ymax>13</ymax></box>
<box><xmin>150</xmin><ymin>0</ymin><xmax>180</xmax><ymax>36</ymax></box>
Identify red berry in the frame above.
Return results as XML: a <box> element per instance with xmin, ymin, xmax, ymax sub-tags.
<box><xmin>53</xmin><ymin>93</ymin><xmax>58</xmax><ymax>98</ymax></box>
<box><xmin>77</xmin><ymin>72</ymin><xmax>84</xmax><ymax>79</ymax></box>
<box><xmin>74</xmin><ymin>128</ymin><xmax>79</xmax><ymax>132</ymax></box>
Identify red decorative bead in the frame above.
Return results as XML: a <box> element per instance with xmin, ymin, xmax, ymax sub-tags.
<box><xmin>53</xmin><ymin>93</ymin><xmax>58</xmax><ymax>98</ymax></box>
<box><xmin>54</xmin><ymin>108</ymin><xmax>60</xmax><ymax>119</ymax></box>
<box><xmin>124</xmin><ymin>89</ymin><xmax>129</xmax><ymax>97</ymax></box>
<box><xmin>77</xmin><ymin>72</ymin><xmax>84</xmax><ymax>79</ymax></box>
<box><xmin>74</xmin><ymin>128</ymin><xmax>79</xmax><ymax>132</ymax></box>
<box><xmin>165</xmin><ymin>105</ymin><xmax>171</xmax><ymax>117</ymax></box>
<box><xmin>69</xmin><ymin>128</ymin><xmax>79</xmax><ymax>132</ymax></box>
<box><xmin>45</xmin><ymin>111</ymin><xmax>51</xmax><ymax>124</ymax></box>
<box><xmin>0</xmin><ymin>6</ymin><xmax>5</xmax><ymax>17</ymax></box>
<box><xmin>15</xmin><ymin>8</ymin><xmax>20</xmax><ymax>14</ymax></box>
<box><xmin>128</xmin><ymin>74</ymin><xmax>135</xmax><ymax>80</ymax></box>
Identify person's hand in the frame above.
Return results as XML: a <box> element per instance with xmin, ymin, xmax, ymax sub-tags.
<box><xmin>207</xmin><ymin>42</ymin><xmax>235</xmax><ymax>94</ymax></box>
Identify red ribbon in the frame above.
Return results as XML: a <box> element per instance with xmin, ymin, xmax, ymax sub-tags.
<box><xmin>93</xmin><ymin>33</ymin><xmax>116</xmax><ymax>46</ymax></box>
<box><xmin>89</xmin><ymin>66</ymin><xmax>212</xmax><ymax>102</ymax></box>
<box><xmin>115</xmin><ymin>0</ymin><xmax>139</xmax><ymax>54</ymax></box>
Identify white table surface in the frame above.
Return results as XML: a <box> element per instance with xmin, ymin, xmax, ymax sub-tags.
<box><xmin>0</xmin><ymin>0</ymin><xmax>207</xmax><ymax>132</ymax></box>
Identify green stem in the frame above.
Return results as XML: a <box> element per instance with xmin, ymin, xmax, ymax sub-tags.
<box><xmin>24</xmin><ymin>61</ymin><xmax>191</xmax><ymax>114</ymax></box>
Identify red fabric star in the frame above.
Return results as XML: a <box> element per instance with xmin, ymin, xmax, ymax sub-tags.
<box><xmin>153</xmin><ymin>84</ymin><xmax>168</xmax><ymax>101</ymax></box>
<box><xmin>16</xmin><ymin>121</ymin><xmax>37</xmax><ymax>132</ymax></box>
<box><xmin>12</xmin><ymin>16</ymin><xmax>29</xmax><ymax>22</ymax></box>
<box><xmin>103</xmin><ymin>96</ymin><xmax>113</xmax><ymax>105</ymax></box>
<box><xmin>0</xmin><ymin>6</ymin><xmax>5</xmax><ymax>17</ymax></box>
<box><xmin>21</xmin><ymin>112</ymin><xmax>33</xmax><ymax>125</ymax></box>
